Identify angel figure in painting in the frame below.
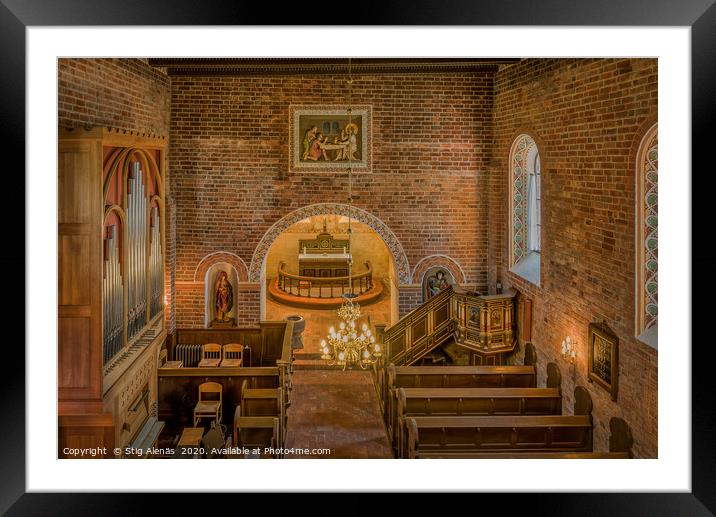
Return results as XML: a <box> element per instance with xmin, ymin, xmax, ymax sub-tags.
<box><xmin>214</xmin><ymin>271</ymin><xmax>234</xmax><ymax>322</ymax></box>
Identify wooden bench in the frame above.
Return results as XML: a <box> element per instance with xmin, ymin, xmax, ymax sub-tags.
<box><xmin>232</xmin><ymin>415</ymin><xmax>280</xmax><ymax>458</ymax></box>
<box><xmin>407</xmin><ymin>415</ymin><xmax>634</xmax><ymax>459</ymax></box>
<box><xmin>404</xmin><ymin>414</ymin><xmax>592</xmax><ymax>458</ymax></box>
<box><xmin>394</xmin><ymin>387</ymin><xmax>562</xmax><ymax>456</ymax></box>
<box><xmin>403</xmin><ymin>385</ymin><xmax>594</xmax><ymax>458</ymax></box>
<box><xmin>384</xmin><ymin>363</ymin><xmax>546</xmax><ymax>442</ymax></box>
<box><xmin>413</xmin><ymin>451</ymin><xmax>629</xmax><ymax>459</ymax></box>
<box><xmin>375</xmin><ymin>342</ymin><xmax>538</xmax><ymax>409</ymax></box>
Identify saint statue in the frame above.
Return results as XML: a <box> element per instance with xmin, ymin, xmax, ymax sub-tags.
<box><xmin>213</xmin><ymin>271</ymin><xmax>234</xmax><ymax>322</ymax></box>
<box><xmin>426</xmin><ymin>270</ymin><xmax>450</xmax><ymax>299</ymax></box>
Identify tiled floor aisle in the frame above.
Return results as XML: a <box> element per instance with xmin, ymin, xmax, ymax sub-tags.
<box><xmin>284</xmin><ymin>369</ymin><xmax>394</xmax><ymax>458</ymax></box>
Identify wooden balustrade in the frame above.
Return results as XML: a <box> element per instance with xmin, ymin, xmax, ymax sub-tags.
<box><xmin>375</xmin><ymin>286</ymin><xmax>518</xmax><ymax>368</ymax></box>
<box><xmin>276</xmin><ymin>261</ymin><xmax>373</xmax><ymax>299</ymax></box>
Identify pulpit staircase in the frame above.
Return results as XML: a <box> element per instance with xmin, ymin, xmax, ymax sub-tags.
<box><xmin>374</xmin><ymin>286</ymin><xmax>517</xmax><ymax>368</ymax></box>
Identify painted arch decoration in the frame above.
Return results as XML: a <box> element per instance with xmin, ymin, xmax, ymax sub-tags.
<box><xmin>249</xmin><ymin>203</ymin><xmax>411</xmax><ymax>284</ymax></box>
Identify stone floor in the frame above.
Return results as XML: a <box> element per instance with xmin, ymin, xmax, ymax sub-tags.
<box><xmin>284</xmin><ymin>369</ymin><xmax>394</xmax><ymax>459</ymax></box>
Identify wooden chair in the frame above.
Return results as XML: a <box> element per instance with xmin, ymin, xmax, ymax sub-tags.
<box><xmin>220</xmin><ymin>343</ymin><xmax>243</xmax><ymax>367</ymax></box>
<box><xmin>198</xmin><ymin>343</ymin><xmax>222</xmax><ymax>367</ymax></box>
<box><xmin>193</xmin><ymin>381</ymin><xmax>223</xmax><ymax>427</ymax></box>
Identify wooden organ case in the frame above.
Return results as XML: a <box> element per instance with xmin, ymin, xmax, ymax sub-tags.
<box><xmin>58</xmin><ymin>128</ymin><xmax>167</xmax><ymax>458</ymax></box>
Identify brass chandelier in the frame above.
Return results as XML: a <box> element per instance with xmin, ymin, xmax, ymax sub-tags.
<box><xmin>320</xmin><ymin>58</ymin><xmax>381</xmax><ymax>370</ymax></box>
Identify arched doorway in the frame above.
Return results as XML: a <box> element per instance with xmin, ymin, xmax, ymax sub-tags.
<box><xmin>256</xmin><ymin>210</ymin><xmax>403</xmax><ymax>353</ymax></box>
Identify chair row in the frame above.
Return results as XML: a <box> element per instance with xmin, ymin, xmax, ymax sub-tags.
<box><xmin>198</xmin><ymin>343</ymin><xmax>244</xmax><ymax>368</ymax></box>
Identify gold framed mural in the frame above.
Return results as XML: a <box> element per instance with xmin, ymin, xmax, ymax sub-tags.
<box><xmin>289</xmin><ymin>105</ymin><xmax>372</xmax><ymax>173</ymax></box>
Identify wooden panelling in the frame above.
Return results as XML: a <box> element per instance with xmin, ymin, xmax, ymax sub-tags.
<box><xmin>58</xmin><ymin>317</ymin><xmax>91</xmax><ymax>389</ymax></box>
<box><xmin>434</xmin><ymin>302</ymin><xmax>449</xmax><ymax>326</ymax></box>
<box><xmin>58</xmin><ymin>144</ymin><xmax>95</xmax><ymax>223</ymax></box>
<box><xmin>59</xmin><ymin>133</ymin><xmax>103</xmax><ymax>408</ymax></box>
<box><xmin>522</xmin><ymin>298</ymin><xmax>532</xmax><ymax>342</ymax></box>
<box><xmin>411</xmin><ymin>318</ymin><xmax>427</xmax><ymax>342</ymax></box>
<box><xmin>58</xmin><ymin>413</ymin><xmax>115</xmax><ymax>458</ymax></box>
<box><xmin>59</xmin><ymin>234</ymin><xmax>91</xmax><ymax>306</ymax></box>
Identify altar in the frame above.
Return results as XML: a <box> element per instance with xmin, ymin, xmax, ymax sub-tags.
<box><xmin>297</xmin><ymin>226</ymin><xmax>350</xmax><ymax>278</ymax></box>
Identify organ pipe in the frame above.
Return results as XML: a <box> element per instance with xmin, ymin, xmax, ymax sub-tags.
<box><xmin>149</xmin><ymin>206</ymin><xmax>163</xmax><ymax>319</ymax></box>
<box><xmin>103</xmin><ymin>225</ymin><xmax>124</xmax><ymax>364</ymax></box>
<box><xmin>127</xmin><ymin>162</ymin><xmax>148</xmax><ymax>340</ymax></box>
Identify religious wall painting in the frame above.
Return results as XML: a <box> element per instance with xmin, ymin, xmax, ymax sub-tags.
<box><xmin>587</xmin><ymin>321</ymin><xmax>619</xmax><ymax>401</ymax></box>
<box><xmin>422</xmin><ymin>267</ymin><xmax>455</xmax><ymax>303</ymax></box>
<box><xmin>289</xmin><ymin>105</ymin><xmax>372</xmax><ymax>173</ymax></box>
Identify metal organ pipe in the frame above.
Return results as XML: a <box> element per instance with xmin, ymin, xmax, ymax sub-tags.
<box><xmin>127</xmin><ymin>161</ymin><xmax>148</xmax><ymax>340</ymax></box>
<box><xmin>149</xmin><ymin>207</ymin><xmax>163</xmax><ymax>319</ymax></box>
<box><xmin>103</xmin><ymin>225</ymin><xmax>124</xmax><ymax>364</ymax></box>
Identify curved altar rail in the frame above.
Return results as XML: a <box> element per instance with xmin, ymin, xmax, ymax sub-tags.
<box><xmin>276</xmin><ymin>260</ymin><xmax>373</xmax><ymax>299</ymax></box>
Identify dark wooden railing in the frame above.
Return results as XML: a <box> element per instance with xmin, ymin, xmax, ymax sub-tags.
<box><xmin>277</xmin><ymin>261</ymin><xmax>373</xmax><ymax>299</ymax></box>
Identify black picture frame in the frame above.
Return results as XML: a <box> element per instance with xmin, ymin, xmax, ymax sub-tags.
<box><xmin>587</xmin><ymin>321</ymin><xmax>619</xmax><ymax>402</ymax></box>
<box><xmin>4</xmin><ymin>0</ymin><xmax>713</xmax><ymax>514</ymax></box>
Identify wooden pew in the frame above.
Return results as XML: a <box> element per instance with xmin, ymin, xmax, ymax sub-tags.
<box><xmin>394</xmin><ymin>387</ymin><xmax>562</xmax><ymax>457</ymax></box>
<box><xmin>408</xmin><ymin>416</ymin><xmax>634</xmax><ymax>459</ymax></box>
<box><xmin>403</xmin><ymin>386</ymin><xmax>593</xmax><ymax>459</ymax></box>
<box><xmin>239</xmin><ymin>379</ymin><xmax>284</xmax><ymax>448</ymax></box>
<box><xmin>240</xmin><ymin>383</ymin><xmax>282</xmax><ymax>417</ymax></box>
<box><xmin>405</xmin><ymin>414</ymin><xmax>592</xmax><ymax>458</ymax></box>
<box><xmin>384</xmin><ymin>363</ymin><xmax>541</xmax><ymax>444</ymax></box>
<box><xmin>232</xmin><ymin>412</ymin><xmax>280</xmax><ymax>458</ymax></box>
<box><xmin>414</xmin><ymin>452</ymin><xmax>629</xmax><ymax>459</ymax></box>
<box><xmin>375</xmin><ymin>343</ymin><xmax>538</xmax><ymax>411</ymax></box>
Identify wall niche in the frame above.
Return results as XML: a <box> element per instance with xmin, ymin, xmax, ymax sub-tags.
<box><xmin>204</xmin><ymin>262</ymin><xmax>240</xmax><ymax>328</ymax></box>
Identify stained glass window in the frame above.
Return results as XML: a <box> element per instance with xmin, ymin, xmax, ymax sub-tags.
<box><xmin>636</xmin><ymin>124</ymin><xmax>658</xmax><ymax>343</ymax></box>
<box><xmin>510</xmin><ymin>134</ymin><xmax>540</xmax><ymax>267</ymax></box>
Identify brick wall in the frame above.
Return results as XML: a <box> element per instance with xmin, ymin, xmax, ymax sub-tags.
<box><xmin>398</xmin><ymin>286</ymin><xmax>423</xmax><ymax>316</ymax></box>
<box><xmin>58</xmin><ymin>58</ymin><xmax>170</xmax><ymax>135</ymax></box>
<box><xmin>491</xmin><ymin>58</ymin><xmax>658</xmax><ymax>457</ymax></box>
<box><xmin>169</xmin><ymin>72</ymin><xmax>494</xmax><ymax>326</ymax></box>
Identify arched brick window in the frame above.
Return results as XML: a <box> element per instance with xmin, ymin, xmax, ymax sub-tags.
<box><xmin>636</xmin><ymin>123</ymin><xmax>658</xmax><ymax>347</ymax></box>
<box><xmin>509</xmin><ymin>134</ymin><xmax>541</xmax><ymax>285</ymax></box>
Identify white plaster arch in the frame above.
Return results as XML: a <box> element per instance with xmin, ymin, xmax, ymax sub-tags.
<box><xmin>249</xmin><ymin>203</ymin><xmax>411</xmax><ymax>284</ymax></box>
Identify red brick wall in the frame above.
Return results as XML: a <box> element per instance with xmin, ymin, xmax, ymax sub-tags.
<box><xmin>398</xmin><ymin>287</ymin><xmax>423</xmax><ymax>316</ymax></box>
<box><xmin>58</xmin><ymin>58</ymin><xmax>170</xmax><ymax>136</ymax></box>
<box><xmin>169</xmin><ymin>72</ymin><xmax>494</xmax><ymax>327</ymax></box>
<box><xmin>491</xmin><ymin>58</ymin><xmax>658</xmax><ymax>457</ymax></box>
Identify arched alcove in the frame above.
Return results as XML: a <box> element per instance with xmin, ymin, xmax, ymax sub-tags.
<box><xmin>204</xmin><ymin>262</ymin><xmax>240</xmax><ymax>328</ymax></box>
<box><xmin>249</xmin><ymin>203</ymin><xmax>410</xmax><ymax>284</ymax></box>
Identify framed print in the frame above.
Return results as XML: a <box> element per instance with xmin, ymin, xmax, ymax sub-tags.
<box><xmin>289</xmin><ymin>105</ymin><xmax>372</xmax><ymax>173</ymax></box>
<box><xmin>587</xmin><ymin>321</ymin><xmax>619</xmax><ymax>401</ymax></box>
<box><xmin>10</xmin><ymin>2</ymin><xmax>714</xmax><ymax>515</ymax></box>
